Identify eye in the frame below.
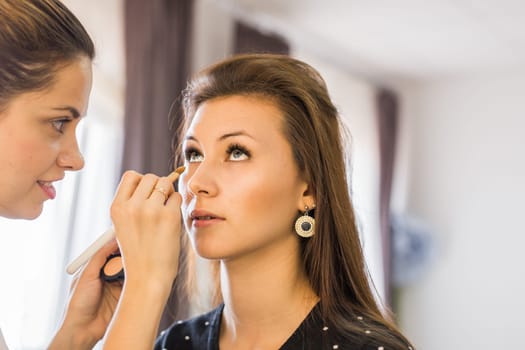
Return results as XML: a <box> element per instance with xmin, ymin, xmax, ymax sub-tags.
<box><xmin>51</xmin><ymin>118</ymin><xmax>71</xmax><ymax>134</ymax></box>
<box><xmin>184</xmin><ymin>147</ymin><xmax>204</xmax><ymax>163</ymax></box>
<box><xmin>227</xmin><ymin>144</ymin><xmax>250</xmax><ymax>161</ymax></box>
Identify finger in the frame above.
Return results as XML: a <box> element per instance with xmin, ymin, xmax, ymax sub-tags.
<box><xmin>113</xmin><ymin>170</ymin><xmax>143</xmax><ymax>202</ymax></box>
<box><xmin>69</xmin><ymin>273</ymin><xmax>81</xmax><ymax>293</ymax></box>
<box><xmin>68</xmin><ymin>261</ymin><xmax>88</xmax><ymax>293</ymax></box>
<box><xmin>150</xmin><ymin>167</ymin><xmax>185</xmax><ymax>204</ymax></box>
<box><xmin>149</xmin><ymin>186</ymin><xmax>169</xmax><ymax>203</ymax></box>
<box><xmin>149</xmin><ymin>176</ymin><xmax>176</xmax><ymax>203</ymax></box>
<box><xmin>130</xmin><ymin>173</ymin><xmax>161</xmax><ymax>201</ymax></box>
<box><xmin>86</xmin><ymin>238</ymin><xmax>120</xmax><ymax>271</ymax></box>
<box><xmin>164</xmin><ymin>191</ymin><xmax>183</xmax><ymax>213</ymax></box>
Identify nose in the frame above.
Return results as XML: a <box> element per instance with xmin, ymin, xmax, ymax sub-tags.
<box><xmin>57</xmin><ymin>137</ymin><xmax>85</xmax><ymax>171</ymax></box>
<box><xmin>185</xmin><ymin>163</ymin><xmax>217</xmax><ymax>197</ymax></box>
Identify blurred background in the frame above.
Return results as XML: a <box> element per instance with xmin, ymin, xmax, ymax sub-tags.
<box><xmin>0</xmin><ymin>0</ymin><xmax>523</xmax><ymax>349</ymax></box>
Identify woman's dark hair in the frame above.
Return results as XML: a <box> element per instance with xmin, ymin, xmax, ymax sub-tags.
<box><xmin>0</xmin><ymin>0</ymin><xmax>95</xmax><ymax>110</ymax></box>
<box><xmin>172</xmin><ymin>53</ymin><xmax>414</xmax><ymax>349</ymax></box>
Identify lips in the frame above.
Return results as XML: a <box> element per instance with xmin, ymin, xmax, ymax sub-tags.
<box><xmin>190</xmin><ymin>209</ymin><xmax>225</xmax><ymax>227</ymax></box>
<box><xmin>193</xmin><ymin>215</ymin><xmax>215</xmax><ymax>220</ymax></box>
<box><xmin>37</xmin><ymin>180</ymin><xmax>57</xmax><ymax>200</ymax></box>
<box><xmin>190</xmin><ymin>209</ymin><xmax>224</xmax><ymax>220</ymax></box>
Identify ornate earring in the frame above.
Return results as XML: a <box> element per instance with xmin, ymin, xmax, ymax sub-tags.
<box><xmin>295</xmin><ymin>206</ymin><xmax>315</xmax><ymax>238</ymax></box>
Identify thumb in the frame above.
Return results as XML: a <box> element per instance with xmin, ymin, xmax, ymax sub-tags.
<box><xmin>85</xmin><ymin>238</ymin><xmax>120</xmax><ymax>272</ymax></box>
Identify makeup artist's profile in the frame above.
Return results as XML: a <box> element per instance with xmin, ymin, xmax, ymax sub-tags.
<box><xmin>0</xmin><ymin>1</ymin><xmax>108</xmax><ymax>348</ymax></box>
<box><xmin>0</xmin><ymin>1</ymin><xmax>183</xmax><ymax>349</ymax></box>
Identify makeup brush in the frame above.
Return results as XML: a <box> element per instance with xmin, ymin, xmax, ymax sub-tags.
<box><xmin>65</xmin><ymin>166</ymin><xmax>185</xmax><ymax>275</ymax></box>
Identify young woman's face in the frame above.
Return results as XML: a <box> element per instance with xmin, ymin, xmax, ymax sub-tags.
<box><xmin>0</xmin><ymin>57</ymin><xmax>92</xmax><ymax>219</ymax></box>
<box><xmin>180</xmin><ymin>95</ymin><xmax>312</xmax><ymax>261</ymax></box>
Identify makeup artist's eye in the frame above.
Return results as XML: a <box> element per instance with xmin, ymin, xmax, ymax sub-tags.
<box><xmin>184</xmin><ymin>147</ymin><xmax>204</xmax><ymax>163</ymax></box>
<box><xmin>226</xmin><ymin>144</ymin><xmax>250</xmax><ymax>161</ymax></box>
<box><xmin>51</xmin><ymin>118</ymin><xmax>71</xmax><ymax>134</ymax></box>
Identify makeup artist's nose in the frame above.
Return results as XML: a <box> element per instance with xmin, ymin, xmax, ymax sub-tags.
<box><xmin>186</xmin><ymin>164</ymin><xmax>217</xmax><ymax>197</ymax></box>
<box><xmin>57</xmin><ymin>138</ymin><xmax>85</xmax><ymax>171</ymax></box>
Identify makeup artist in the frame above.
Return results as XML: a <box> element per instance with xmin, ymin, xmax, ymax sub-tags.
<box><xmin>0</xmin><ymin>1</ymin><xmax>116</xmax><ymax>348</ymax></box>
<box><xmin>0</xmin><ymin>1</ymin><xmax>183</xmax><ymax>349</ymax></box>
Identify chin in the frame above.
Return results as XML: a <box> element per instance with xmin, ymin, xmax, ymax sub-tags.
<box><xmin>10</xmin><ymin>205</ymin><xmax>44</xmax><ymax>220</ymax></box>
<box><xmin>194</xmin><ymin>250</ymin><xmax>224</xmax><ymax>260</ymax></box>
<box><xmin>191</xmin><ymin>238</ymin><xmax>229</xmax><ymax>260</ymax></box>
<box><xmin>191</xmin><ymin>241</ymin><xmax>215</xmax><ymax>259</ymax></box>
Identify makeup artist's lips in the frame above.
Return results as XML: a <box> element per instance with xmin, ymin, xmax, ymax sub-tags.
<box><xmin>37</xmin><ymin>180</ymin><xmax>58</xmax><ymax>200</ymax></box>
<box><xmin>190</xmin><ymin>209</ymin><xmax>225</xmax><ymax>228</ymax></box>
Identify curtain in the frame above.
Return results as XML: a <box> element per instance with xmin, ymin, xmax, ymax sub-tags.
<box><xmin>123</xmin><ymin>0</ymin><xmax>194</xmax><ymax>329</ymax></box>
<box><xmin>123</xmin><ymin>0</ymin><xmax>193</xmax><ymax>175</ymax></box>
<box><xmin>233</xmin><ymin>21</ymin><xmax>290</xmax><ymax>55</ymax></box>
<box><xmin>376</xmin><ymin>88</ymin><xmax>399</xmax><ymax>307</ymax></box>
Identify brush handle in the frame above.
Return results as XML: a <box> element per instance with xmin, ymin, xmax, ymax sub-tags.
<box><xmin>66</xmin><ymin>227</ymin><xmax>115</xmax><ymax>275</ymax></box>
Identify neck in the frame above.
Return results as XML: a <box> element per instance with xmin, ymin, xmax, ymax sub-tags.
<box><xmin>218</xmin><ymin>235</ymin><xmax>319</xmax><ymax>348</ymax></box>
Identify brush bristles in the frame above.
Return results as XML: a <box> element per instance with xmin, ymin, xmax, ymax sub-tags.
<box><xmin>168</xmin><ymin>166</ymin><xmax>186</xmax><ymax>182</ymax></box>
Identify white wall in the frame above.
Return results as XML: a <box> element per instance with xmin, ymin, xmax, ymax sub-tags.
<box><xmin>191</xmin><ymin>0</ymin><xmax>234</xmax><ymax>73</ymax></box>
<box><xmin>397</xmin><ymin>71</ymin><xmax>525</xmax><ymax>349</ymax></box>
<box><xmin>293</xmin><ymin>52</ymin><xmax>386</xmax><ymax>303</ymax></box>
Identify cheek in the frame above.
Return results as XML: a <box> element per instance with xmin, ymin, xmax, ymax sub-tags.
<box><xmin>17</xmin><ymin>138</ymin><xmax>57</xmax><ymax>169</ymax></box>
<box><xmin>178</xmin><ymin>176</ymin><xmax>191</xmax><ymax>205</ymax></box>
<box><xmin>0</xmin><ymin>133</ymin><xmax>36</xmax><ymax>170</ymax></box>
<box><xmin>179</xmin><ymin>175</ymin><xmax>195</xmax><ymax>229</ymax></box>
<box><xmin>227</xmin><ymin>173</ymin><xmax>299</xmax><ymax>232</ymax></box>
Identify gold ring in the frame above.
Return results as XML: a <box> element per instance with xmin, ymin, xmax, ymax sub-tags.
<box><xmin>152</xmin><ymin>187</ymin><xmax>168</xmax><ymax>201</ymax></box>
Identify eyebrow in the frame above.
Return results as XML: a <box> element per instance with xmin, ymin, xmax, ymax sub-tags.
<box><xmin>185</xmin><ymin>130</ymin><xmax>255</xmax><ymax>142</ymax></box>
<box><xmin>52</xmin><ymin>106</ymin><xmax>81</xmax><ymax>118</ymax></box>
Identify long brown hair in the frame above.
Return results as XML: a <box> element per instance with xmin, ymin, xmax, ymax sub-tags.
<box><xmin>172</xmin><ymin>53</ymin><xmax>413</xmax><ymax>349</ymax></box>
<box><xmin>0</xmin><ymin>0</ymin><xmax>94</xmax><ymax>110</ymax></box>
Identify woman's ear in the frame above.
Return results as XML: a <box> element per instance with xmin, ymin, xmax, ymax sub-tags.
<box><xmin>297</xmin><ymin>182</ymin><xmax>315</xmax><ymax>211</ymax></box>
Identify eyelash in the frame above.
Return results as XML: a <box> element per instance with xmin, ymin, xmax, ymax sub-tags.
<box><xmin>183</xmin><ymin>143</ymin><xmax>251</xmax><ymax>163</ymax></box>
<box><xmin>51</xmin><ymin>118</ymin><xmax>71</xmax><ymax>134</ymax></box>
<box><xmin>226</xmin><ymin>143</ymin><xmax>251</xmax><ymax>159</ymax></box>
<box><xmin>184</xmin><ymin>146</ymin><xmax>203</xmax><ymax>163</ymax></box>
